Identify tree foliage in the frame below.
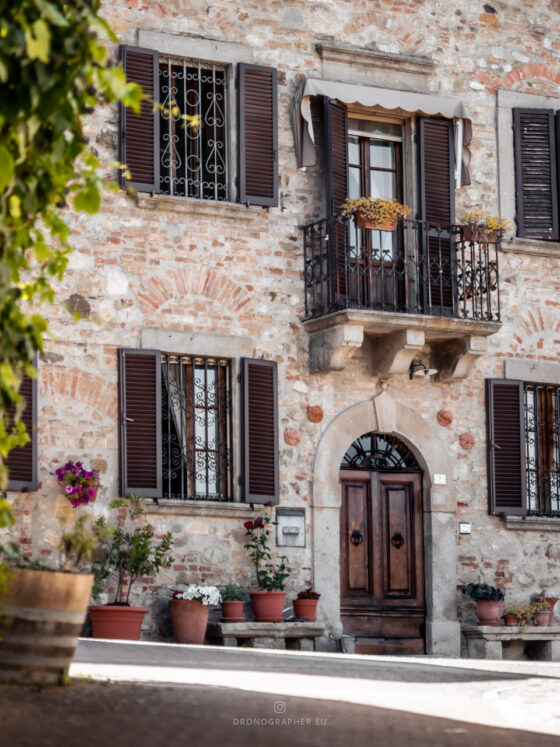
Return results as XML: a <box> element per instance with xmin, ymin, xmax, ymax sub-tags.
<box><xmin>0</xmin><ymin>0</ymin><xmax>141</xmax><ymax>491</ymax></box>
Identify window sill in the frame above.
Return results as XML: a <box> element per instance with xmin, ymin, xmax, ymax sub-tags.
<box><xmin>144</xmin><ymin>499</ymin><xmax>264</xmax><ymax>519</ymax></box>
<box><xmin>504</xmin><ymin>516</ymin><xmax>560</xmax><ymax>532</ymax></box>
<box><xmin>135</xmin><ymin>193</ymin><xmax>266</xmax><ymax>221</ymax></box>
<box><xmin>500</xmin><ymin>238</ymin><xmax>560</xmax><ymax>258</ymax></box>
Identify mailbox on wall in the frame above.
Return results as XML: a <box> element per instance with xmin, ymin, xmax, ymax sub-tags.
<box><xmin>275</xmin><ymin>507</ymin><xmax>306</xmax><ymax>547</ymax></box>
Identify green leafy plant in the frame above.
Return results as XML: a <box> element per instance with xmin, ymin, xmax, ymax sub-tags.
<box><xmin>221</xmin><ymin>583</ymin><xmax>246</xmax><ymax>602</ymax></box>
<box><xmin>242</xmin><ymin>517</ymin><xmax>291</xmax><ymax>591</ymax></box>
<box><xmin>92</xmin><ymin>494</ymin><xmax>175</xmax><ymax>605</ymax></box>
<box><xmin>0</xmin><ymin>1</ymin><xmax>142</xmax><ymax>498</ymax></box>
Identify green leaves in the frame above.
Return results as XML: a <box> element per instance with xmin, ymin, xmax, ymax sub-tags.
<box><xmin>24</xmin><ymin>19</ymin><xmax>51</xmax><ymax>63</ymax></box>
<box><xmin>73</xmin><ymin>182</ymin><xmax>100</xmax><ymax>214</ymax></box>
<box><xmin>0</xmin><ymin>145</ymin><xmax>14</xmax><ymax>193</ymax></box>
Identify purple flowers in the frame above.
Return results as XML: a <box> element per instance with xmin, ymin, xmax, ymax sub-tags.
<box><xmin>55</xmin><ymin>459</ymin><xmax>99</xmax><ymax>508</ymax></box>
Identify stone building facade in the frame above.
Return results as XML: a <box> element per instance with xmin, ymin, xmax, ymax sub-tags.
<box><xmin>5</xmin><ymin>0</ymin><xmax>560</xmax><ymax>655</ymax></box>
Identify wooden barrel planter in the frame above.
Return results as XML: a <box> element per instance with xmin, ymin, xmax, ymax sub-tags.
<box><xmin>0</xmin><ymin>567</ymin><xmax>93</xmax><ymax>684</ymax></box>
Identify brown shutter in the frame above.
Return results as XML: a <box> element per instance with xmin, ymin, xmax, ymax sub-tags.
<box><xmin>323</xmin><ymin>98</ymin><xmax>348</xmax><ymax>217</ymax></box>
<box><xmin>240</xmin><ymin>358</ymin><xmax>278</xmax><ymax>505</ymax></box>
<box><xmin>238</xmin><ymin>63</ymin><xmax>278</xmax><ymax>207</ymax></box>
<box><xmin>486</xmin><ymin>379</ymin><xmax>527</xmax><ymax>516</ymax></box>
<box><xmin>118</xmin><ymin>349</ymin><xmax>162</xmax><ymax>498</ymax></box>
<box><xmin>118</xmin><ymin>46</ymin><xmax>160</xmax><ymax>193</ymax></box>
<box><xmin>418</xmin><ymin>118</ymin><xmax>455</xmax><ymax>311</ymax></box>
<box><xmin>513</xmin><ymin>108</ymin><xmax>559</xmax><ymax>240</ymax></box>
<box><xmin>6</xmin><ymin>374</ymin><xmax>38</xmax><ymax>492</ymax></box>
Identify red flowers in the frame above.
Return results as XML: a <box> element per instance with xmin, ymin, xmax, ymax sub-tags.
<box><xmin>244</xmin><ymin>518</ymin><xmax>265</xmax><ymax>532</ymax></box>
<box><xmin>243</xmin><ymin>521</ymin><xmax>254</xmax><ymax>530</ymax></box>
<box><xmin>254</xmin><ymin>519</ymin><xmax>264</xmax><ymax>529</ymax></box>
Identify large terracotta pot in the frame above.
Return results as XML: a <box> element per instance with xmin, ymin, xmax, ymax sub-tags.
<box><xmin>250</xmin><ymin>591</ymin><xmax>286</xmax><ymax>623</ymax></box>
<box><xmin>293</xmin><ymin>598</ymin><xmax>318</xmax><ymax>621</ymax></box>
<box><xmin>89</xmin><ymin>605</ymin><xmax>148</xmax><ymax>640</ymax></box>
<box><xmin>170</xmin><ymin>599</ymin><xmax>209</xmax><ymax>644</ymax></box>
<box><xmin>0</xmin><ymin>567</ymin><xmax>93</xmax><ymax>683</ymax></box>
<box><xmin>221</xmin><ymin>600</ymin><xmax>245</xmax><ymax>623</ymax></box>
<box><xmin>475</xmin><ymin>600</ymin><xmax>504</xmax><ymax>627</ymax></box>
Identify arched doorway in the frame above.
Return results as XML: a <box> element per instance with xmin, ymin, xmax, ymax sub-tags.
<box><xmin>339</xmin><ymin>432</ymin><xmax>425</xmax><ymax>654</ymax></box>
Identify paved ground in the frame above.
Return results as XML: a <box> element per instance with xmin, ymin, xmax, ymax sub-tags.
<box><xmin>1</xmin><ymin>640</ymin><xmax>560</xmax><ymax>746</ymax></box>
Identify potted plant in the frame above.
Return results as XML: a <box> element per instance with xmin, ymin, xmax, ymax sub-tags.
<box><xmin>293</xmin><ymin>587</ymin><xmax>320</xmax><ymax>621</ymax></box>
<box><xmin>89</xmin><ymin>494</ymin><xmax>174</xmax><ymax>641</ymax></box>
<box><xmin>55</xmin><ymin>459</ymin><xmax>100</xmax><ymax>507</ymax></box>
<box><xmin>458</xmin><ymin>210</ymin><xmax>513</xmax><ymax>243</ymax></box>
<box><xmin>170</xmin><ymin>585</ymin><xmax>221</xmax><ymax>644</ymax></box>
<box><xmin>531</xmin><ymin>600</ymin><xmax>552</xmax><ymax>627</ymax></box>
<box><xmin>503</xmin><ymin>604</ymin><xmax>533</xmax><ymax>629</ymax></box>
<box><xmin>0</xmin><ymin>513</ymin><xmax>96</xmax><ymax>683</ymax></box>
<box><xmin>340</xmin><ymin>196</ymin><xmax>410</xmax><ymax>231</ymax></box>
<box><xmin>221</xmin><ymin>583</ymin><xmax>246</xmax><ymax>622</ymax></box>
<box><xmin>463</xmin><ymin>583</ymin><xmax>505</xmax><ymax>626</ymax></box>
<box><xmin>243</xmin><ymin>517</ymin><xmax>291</xmax><ymax>622</ymax></box>
<box><xmin>536</xmin><ymin>589</ymin><xmax>559</xmax><ymax>624</ymax></box>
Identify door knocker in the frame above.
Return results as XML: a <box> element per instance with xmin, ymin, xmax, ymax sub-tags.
<box><xmin>391</xmin><ymin>532</ymin><xmax>405</xmax><ymax>549</ymax></box>
<box><xmin>350</xmin><ymin>529</ymin><xmax>363</xmax><ymax>546</ymax></box>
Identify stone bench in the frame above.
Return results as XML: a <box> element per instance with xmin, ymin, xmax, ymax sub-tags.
<box><xmin>206</xmin><ymin>622</ymin><xmax>327</xmax><ymax>651</ymax></box>
<box><xmin>462</xmin><ymin>625</ymin><xmax>560</xmax><ymax>661</ymax></box>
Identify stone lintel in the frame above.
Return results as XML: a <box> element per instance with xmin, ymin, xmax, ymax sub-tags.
<box><xmin>432</xmin><ymin>336</ymin><xmax>488</xmax><ymax>381</ymax></box>
<box><xmin>316</xmin><ymin>42</ymin><xmax>434</xmax><ymax>76</ymax></box>
<box><xmin>308</xmin><ymin>323</ymin><xmax>364</xmax><ymax>373</ymax></box>
<box><xmin>369</xmin><ymin>328</ymin><xmax>425</xmax><ymax>377</ymax></box>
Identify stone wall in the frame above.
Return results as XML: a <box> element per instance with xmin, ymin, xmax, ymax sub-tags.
<box><xmin>5</xmin><ymin>0</ymin><xmax>560</xmax><ymax>640</ymax></box>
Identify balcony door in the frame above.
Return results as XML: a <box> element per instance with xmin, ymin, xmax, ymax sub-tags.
<box><xmin>347</xmin><ymin>118</ymin><xmax>404</xmax><ymax>311</ymax></box>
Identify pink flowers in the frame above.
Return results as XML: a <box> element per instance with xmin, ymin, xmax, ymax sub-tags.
<box><xmin>55</xmin><ymin>459</ymin><xmax>99</xmax><ymax>508</ymax></box>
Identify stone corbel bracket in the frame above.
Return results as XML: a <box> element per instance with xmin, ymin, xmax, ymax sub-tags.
<box><xmin>431</xmin><ymin>336</ymin><xmax>488</xmax><ymax>382</ymax></box>
<box><xmin>308</xmin><ymin>323</ymin><xmax>364</xmax><ymax>373</ymax></box>
<box><xmin>368</xmin><ymin>328</ymin><xmax>425</xmax><ymax>377</ymax></box>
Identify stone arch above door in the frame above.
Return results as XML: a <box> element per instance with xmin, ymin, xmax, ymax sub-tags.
<box><xmin>311</xmin><ymin>390</ymin><xmax>460</xmax><ymax>657</ymax></box>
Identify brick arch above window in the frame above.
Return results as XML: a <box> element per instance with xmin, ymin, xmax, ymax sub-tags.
<box><xmin>131</xmin><ymin>268</ymin><xmax>255</xmax><ymax>320</ymax></box>
<box><xmin>42</xmin><ymin>369</ymin><xmax>118</xmax><ymax>421</ymax></box>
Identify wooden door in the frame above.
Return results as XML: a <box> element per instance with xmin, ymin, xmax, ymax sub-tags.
<box><xmin>340</xmin><ymin>470</ymin><xmax>425</xmax><ymax>654</ymax></box>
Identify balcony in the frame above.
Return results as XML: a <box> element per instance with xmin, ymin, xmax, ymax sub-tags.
<box><xmin>302</xmin><ymin>217</ymin><xmax>502</xmax><ymax>380</ymax></box>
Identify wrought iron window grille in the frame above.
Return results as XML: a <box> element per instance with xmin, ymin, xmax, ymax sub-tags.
<box><xmin>161</xmin><ymin>353</ymin><xmax>233</xmax><ymax>502</ymax></box>
<box><xmin>524</xmin><ymin>383</ymin><xmax>560</xmax><ymax>517</ymax></box>
<box><xmin>159</xmin><ymin>56</ymin><xmax>229</xmax><ymax>201</ymax></box>
<box><xmin>341</xmin><ymin>433</ymin><xmax>421</xmax><ymax>472</ymax></box>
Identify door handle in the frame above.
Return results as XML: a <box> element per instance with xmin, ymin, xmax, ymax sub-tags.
<box><xmin>350</xmin><ymin>529</ymin><xmax>363</xmax><ymax>546</ymax></box>
<box><xmin>391</xmin><ymin>532</ymin><xmax>405</xmax><ymax>549</ymax></box>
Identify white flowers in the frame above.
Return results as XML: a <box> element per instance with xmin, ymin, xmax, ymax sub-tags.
<box><xmin>172</xmin><ymin>584</ymin><xmax>221</xmax><ymax>606</ymax></box>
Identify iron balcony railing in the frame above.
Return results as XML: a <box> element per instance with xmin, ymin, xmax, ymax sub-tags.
<box><xmin>302</xmin><ymin>216</ymin><xmax>501</xmax><ymax>323</ymax></box>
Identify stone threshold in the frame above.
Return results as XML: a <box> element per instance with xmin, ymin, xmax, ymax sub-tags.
<box><xmin>144</xmin><ymin>500</ymin><xmax>262</xmax><ymax>519</ymax></box>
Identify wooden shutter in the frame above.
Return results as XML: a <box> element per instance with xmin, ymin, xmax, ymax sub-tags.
<box><xmin>118</xmin><ymin>46</ymin><xmax>160</xmax><ymax>193</ymax></box>
<box><xmin>118</xmin><ymin>349</ymin><xmax>162</xmax><ymax>498</ymax></box>
<box><xmin>418</xmin><ymin>118</ymin><xmax>455</xmax><ymax>310</ymax></box>
<box><xmin>513</xmin><ymin>108</ymin><xmax>559</xmax><ymax>240</ymax></box>
<box><xmin>486</xmin><ymin>379</ymin><xmax>527</xmax><ymax>516</ymax></box>
<box><xmin>323</xmin><ymin>98</ymin><xmax>348</xmax><ymax>217</ymax></box>
<box><xmin>238</xmin><ymin>63</ymin><xmax>278</xmax><ymax>207</ymax></box>
<box><xmin>240</xmin><ymin>358</ymin><xmax>278</xmax><ymax>504</ymax></box>
<box><xmin>6</xmin><ymin>374</ymin><xmax>38</xmax><ymax>492</ymax></box>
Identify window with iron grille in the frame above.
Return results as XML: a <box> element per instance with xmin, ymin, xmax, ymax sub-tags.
<box><xmin>161</xmin><ymin>354</ymin><xmax>233</xmax><ymax>501</ymax></box>
<box><xmin>159</xmin><ymin>57</ymin><xmax>229</xmax><ymax>201</ymax></box>
<box><xmin>118</xmin><ymin>46</ymin><xmax>278</xmax><ymax>206</ymax></box>
<box><xmin>524</xmin><ymin>383</ymin><xmax>560</xmax><ymax>517</ymax></box>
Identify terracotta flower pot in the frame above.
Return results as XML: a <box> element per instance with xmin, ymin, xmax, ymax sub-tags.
<box><xmin>221</xmin><ymin>600</ymin><xmax>245</xmax><ymax>623</ymax></box>
<box><xmin>293</xmin><ymin>598</ymin><xmax>318</xmax><ymax>621</ymax></box>
<box><xmin>535</xmin><ymin>610</ymin><xmax>551</xmax><ymax>627</ymax></box>
<box><xmin>83</xmin><ymin>478</ymin><xmax>100</xmax><ymax>504</ymax></box>
<box><xmin>250</xmin><ymin>591</ymin><xmax>286</xmax><ymax>623</ymax></box>
<box><xmin>504</xmin><ymin>614</ymin><xmax>519</xmax><ymax>627</ymax></box>
<box><xmin>0</xmin><ymin>568</ymin><xmax>93</xmax><ymax>684</ymax></box>
<box><xmin>355</xmin><ymin>214</ymin><xmax>397</xmax><ymax>231</ymax></box>
<box><xmin>475</xmin><ymin>600</ymin><xmax>504</xmax><ymax>627</ymax></box>
<box><xmin>89</xmin><ymin>605</ymin><xmax>148</xmax><ymax>640</ymax></box>
<box><xmin>170</xmin><ymin>599</ymin><xmax>209</xmax><ymax>644</ymax></box>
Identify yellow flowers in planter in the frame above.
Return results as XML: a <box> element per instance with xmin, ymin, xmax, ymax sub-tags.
<box><xmin>458</xmin><ymin>210</ymin><xmax>513</xmax><ymax>234</ymax></box>
<box><xmin>340</xmin><ymin>196</ymin><xmax>410</xmax><ymax>230</ymax></box>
